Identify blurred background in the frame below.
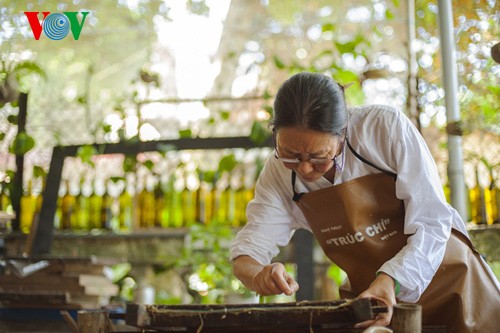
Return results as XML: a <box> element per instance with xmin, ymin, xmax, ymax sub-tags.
<box><xmin>0</xmin><ymin>0</ymin><xmax>499</xmax><ymax>314</ymax></box>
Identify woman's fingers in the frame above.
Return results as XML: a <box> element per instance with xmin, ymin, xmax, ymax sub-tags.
<box><xmin>253</xmin><ymin>263</ymin><xmax>299</xmax><ymax>296</ymax></box>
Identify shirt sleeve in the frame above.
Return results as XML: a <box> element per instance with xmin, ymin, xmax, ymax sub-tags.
<box><xmin>229</xmin><ymin>154</ymin><xmax>306</xmax><ymax>265</ymax></box>
<box><xmin>377</xmin><ymin>109</ymin><xmax>455</xmax><ymax>302</ymax></box>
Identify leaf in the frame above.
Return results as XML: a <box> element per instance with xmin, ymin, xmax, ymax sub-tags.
<box><xmin>321</xmin><ymin>23</ymin><xmax>336</xmax><ymax>32</ymax></box>
<box><xmin>123</xmin><ymin>155</ymin><xmax>137</xmax><ymax>173</ymax></box>
<box><xmin>109</xmin><ymin>263</ymin><xmax>132</xmax><ymax>283</ymax></box>
<box><xmin>263</xmin><ymin>105</ymin><xmax>273</xmax><ymax>117</ymax></box>
<box><xmin>273</xmin><ymin>56</ymin><xmax>286</xmax><ymax>69</ymax></box>
<box><xmin>335</xmin><ymin>41</ymin><xmax>356</xmax><ymax>54</ymax></box>
<box><xmin>33</xmin><ymin>165</ymin><xmax>46</xmax><ymax>179</ymax></box>
<box><xmin>201</xmin><ymin>170</ymin><xmax>216</xmax><ymax>184</ymax></box>
<box><xmin>333</xmin><ymin>69</ymin><xmax>359</xmax><ymax>85</ymax></box>
<box><xmin>0</xmin><ymin>132</ymin><xmax>5</xmax><ymax>141</ymax></box>
<box><xmin>13</xmin><ymin>61</ymin><xmax>46</xmax><ymax>80</ymax></box>
<box><xmin>334</xmin><ymin>35</ymin><xmax>366</xmax><ymax>55</ymax></box>
<box><xmin>9</xmin><ymin>132</ymin><xmax>35</xmax><ymax>155</ymax></box>
<box><xmin>7</xmin><ymin>114</ymin><xmax>17</xmax><ymax>125</ymax></box>
<box><xmin>109</xmin><ymin>176</ymin><xmax>125</xmax><ymax>183</ymax></box>
<box><xmin>385</xmin><ymin>9</ymin><xmax>394</xmax><ymax>20</ymax></box>
<box><xmin>102</xmin><ymin>124</ymin><xmax>112</xmax><ymax>134</ymax></box>
<box><xmin>76</xmin><ymin>144</ymin><xmax>97</xmax><ymax>167</ymax></box>
<box><xmin>220</xmin><ymin>110</ymin><xmax>230</xmax><ymax>120</ymax></box>
<box><xmin>143</xmin><ymin>160</ymin><xmax>154</xmax><ymax>171</ymax></box>
<box><xmin>178</xmin><ymin>129</ymin><xmax>192</xmax><ymax>138</ymax></box>
<box><xmin>218</xmin><ymin>154</ymin><xmax>238</xmax><ymax>174</ymax></box>
<box><xmin>250</xmin><ymin>121</ymin><xmax>271</xmax><ymax>145</ymax></box>
<box><xmin>262</xmin><ymin>90</ymin><xmax>272</xmax><ymax>100</ymax></box>
<box><xmin>487</xmin><ymin>85</ymin><xmax>500</xmax><ymax>95</ymax></box>
<box><xmin>327</xmin><ymin>264</ymin><xmax>347</xmax><ymax>287</ymax></box>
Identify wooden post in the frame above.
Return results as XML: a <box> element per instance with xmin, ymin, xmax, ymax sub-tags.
<box><xmin>10</xmin><ymin>92</ymin><xmax>28</xmax><ymax>232</ymax></box>
<box><xmin>392</xmin><ymin>303</ymin><xmax>422</xmax><ymax>333</ymax></box>
<box><xmin>77</xmin><ymin>310</ymin><xmax>111</xmax><ymax>333</ymax></box>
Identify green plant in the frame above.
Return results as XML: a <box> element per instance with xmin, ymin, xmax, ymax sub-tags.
<box><xmin>174</xmin><ymin>223</ymin><xmax>253</xmax><ymax>304</ymax></box>
<box><xmin>0</xmin><ymin>59</ymin><xmax>45</xmax><ymax>106</ymax></box>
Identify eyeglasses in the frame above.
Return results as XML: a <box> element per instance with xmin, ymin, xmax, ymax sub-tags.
<box><xmin>274</xmin><ymin>138</ymin><xmax>346</xmax><ymax>172</ymax></box>
<box><xmin>274</xmin><ymin>151</ymin><xmax>335</xmax><ymax>166</ymax></box>
<box><xmin>272</xmin><ymin>126</ymin><xmax>348</xmax><ymax>171</ymax></box>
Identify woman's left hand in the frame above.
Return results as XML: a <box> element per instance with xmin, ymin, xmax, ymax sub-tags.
<box><xmin>354</xmin><ymin>272</ymin><xmax>397</xmax><ymax>328</ymax></box>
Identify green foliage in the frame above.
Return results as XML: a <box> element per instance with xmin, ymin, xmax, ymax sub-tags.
<box><xmin>173</xmin><ymin>223</ymin><xmax>251</xmax><ymax>304</ymax></box>
<box><xmin>218</xmin><ymin>153</ymin><xmax>238</xmax><ymax>174</ymax></box>
<box><xmin>76</xmin><ymin>144</ymin><xmax>97</xmax><ymax>167</ymax></box>
<box><xmin>122</xmin><ymin>155</ymin><xmax>138</xmax><ymax>173</ymax></box>
<box><xmin>32</xmin><ymin>165</ymin><xmax>46</xmax><ymax>179</ymax></box>
<box><xmin>327</xmin><ymin>263</ymin><xmax>347</xmax><ymax>288</ymax></box>
<box><xmin>178</xmin><ymin>129</ymin><xmax>193</xmax><ymax>138</ymax></box>
<box><xmin>9</xmin><ymin>132</ymin><xmax>35</xmax><ymax>155</ymax></box>
<box><xmin>11</xmin><ymin>61</ymin><xmax>47</xmax><ymax>92</ymax></box>
<box><xmin>415</xmin><ymin>0</ymin><xmax>499</xmax><ymax>133</ymax></box>
<box><xmin>250</xmin><ymin>121</ymin><xmax>271</xmax><ymax>146</ymax></box>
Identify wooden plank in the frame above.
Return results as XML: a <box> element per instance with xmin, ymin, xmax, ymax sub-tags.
<box><xmin>1</xmin><ymin>284</ymin><xmax>86</xmax><ymax>294</ymax></box>
<box><xmin>125</xmin><ymin>299</ymin><xmax>382</xmax><ymax>330</ymax></box>
<box><xmin>0</xmin><ymin>291</ymin><xmax>68</xmax><ymax>304</ymax></box>
<box><xmin>1</xmin><ymin>283</ymin><xmax>117</xmax><ymax>297</ymax></box>
<box><xmin>0</xmin><ymin>273</ymin><xmax>112</xmax><ymax>287</ymax></box>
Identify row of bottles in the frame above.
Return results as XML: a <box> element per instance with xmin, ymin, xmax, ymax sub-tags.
<box><xmin>14</xmin><ymin>169</ymin><xmax>257</xmax><ymax>234</ymax></box>
<box><xmin>444</xmin><ymin>167</ymin><xmax>499</xmax><ymax>225</ymax></box>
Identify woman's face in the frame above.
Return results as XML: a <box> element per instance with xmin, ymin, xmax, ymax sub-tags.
<box><xmin>275</xmin><ymin>127</ymin><xmax>342</xmax><ymax>182</ymax></box>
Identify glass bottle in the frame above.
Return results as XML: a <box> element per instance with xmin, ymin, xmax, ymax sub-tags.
<box><xmin>118</xmin><ymin>179</ymin><xmax>133</xmax><ymax>232</ymax></box>
<box><xmin>168</xmin><ymin>173</ymin><xmax>183</xmax><ymax>228</ymax></box>
<box><xmin>61</xmin><ymin>180</ymin><xmax>75</xmax><ymax>230</ymax></box>
<box><xmin>154</xmin><ymin>179</ymin><xmax>166</xmax><ymax>228</ymax></box>
<box><xmin>485</xmin><ymin>172</ymin><xmax>499</xmax><ymax>225</ymax></box>
<box><xmin>182</xmin><ymin>171</ymin><xmax>197</xmax><ymax>227</ymax></box>
<box><xmin>20</xmin><ymin>179</ymin><xmax>37</xmax><ymax>234</ymax></box>
<box><xmin>74</xmin><ymin>177</ymin><xmax>90</xmax><ymax>231</ymax></box>
<box><xmin>138</xmin><ymin>176</ymin><xmax>155</xmax><ymax>228</ymax></box>
<box><xmin>207</xmin><ymin>172</ymin><xmax>219</xmax><ymax>225</ymax></box>
<box><xmin>0</xmin><ymin>181</ymin><xmax>8</xmax><ymax>211</ymax></box>
<box><xmin>88</xmin><ymin>179</ymin><xmax>102</xmax><ymax>231</ymax></box>
<box><xmin>100</xmin><ymin>179</ymin><xmax>114</xmax><ymax>230</ymax></box>
<box><xmin>470</xmin><ymin>166</ymin><xmax>487</xmax><ymax>225</ymax></box>
<box><xmin>218</xmin><ymin>173</ymin><xmax>235</xmax><ymax>226</ymax></box>
<box><xmin>443</xmin><ymin>179</ymin><xmax>451</xmax><ymax>204</ymax></box>
<box><xmin>195</xmin><ymin>171</ymin><xmax>207</xmax><ymax>224</ymax></box>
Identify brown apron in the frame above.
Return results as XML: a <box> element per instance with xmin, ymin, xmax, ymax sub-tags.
<box><xmin>291</xmin><ymin>143</ymin><xmax>500</xmax><ymax>332</ymax></box>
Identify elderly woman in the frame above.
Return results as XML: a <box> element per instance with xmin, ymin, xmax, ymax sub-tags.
<box><xmin>230</xmin><ymin>72</ymin><xmax>500</xmax><ymax>332</ymax></box>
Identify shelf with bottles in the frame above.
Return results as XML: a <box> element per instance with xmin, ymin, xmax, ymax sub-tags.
<box><xmin>49</xmin><ymin>162</ymin><xmax>260</xmax><ymax>234</ymax></box>
<box><xmin>443</xmin><ymin>161</ymin><xmax>499</xmax><ymax>228</ymax></box>
<box><xmin>14</xmin><ymin>136</ymin><xmax>273</xmax><ymax>255</ymax></box>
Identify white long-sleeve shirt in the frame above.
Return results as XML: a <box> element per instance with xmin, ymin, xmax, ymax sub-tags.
<box><xmin>230</xmin><ymin>104</ymin><xmax>469</xmax><ymax>302</ymax></box>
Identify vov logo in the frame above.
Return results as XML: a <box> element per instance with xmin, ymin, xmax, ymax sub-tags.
<box><xmin>24</xmin><ymin>11</ymin><xmax>90</xmax><ymax>40</ymax></box>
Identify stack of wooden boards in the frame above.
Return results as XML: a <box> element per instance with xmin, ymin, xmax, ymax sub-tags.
<box><xmin>0</xmin><ymin>256</ymin><xmax>119</xmax><ymax>310</ymax></box>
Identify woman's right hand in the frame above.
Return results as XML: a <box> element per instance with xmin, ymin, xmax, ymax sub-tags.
<box><xmin>251</xmin><ymin>262</ymin><xmax>299</xmax><ymax>296</ymax></box>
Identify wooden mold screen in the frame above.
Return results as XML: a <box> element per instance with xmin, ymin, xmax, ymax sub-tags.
<box><xmin>125</xmin><ymin>298</ymin><xmax>387</xmax><ymax>332</ymax></box>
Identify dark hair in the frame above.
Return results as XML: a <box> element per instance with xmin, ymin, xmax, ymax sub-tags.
<box><xmin>271</xmin><ymin>72</ymin><xmax>347</xmax><ymax>135</ymax></box>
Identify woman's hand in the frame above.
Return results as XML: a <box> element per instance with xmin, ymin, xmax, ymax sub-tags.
<box><xmin>252</xmin><ymin>262</ymin><xmax>299</xmax><ymax>296</ymax></box>
<box><xmin>232</xmin><ymin>256</ymin><xmax>299</xmax><ymax>296</ymax></box>
<box><xmin>354</xmin><ymin>273</ymin><xmax>397</xmax><ymax>329</ymax></box>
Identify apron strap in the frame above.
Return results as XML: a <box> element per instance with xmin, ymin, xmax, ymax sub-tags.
<box><xmin>345</xmin><ymin>137</ymin><xmax>397</xmax><ymax>180</ymax></box>
<box><xmin>291</xmin><ymin>172</ymin><xmax>304</xmax><ymax>202</ymax></box>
